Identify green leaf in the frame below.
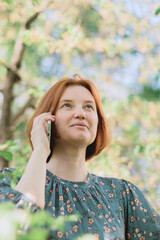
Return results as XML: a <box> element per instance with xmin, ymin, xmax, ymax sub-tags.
<box><xmin>0</xmin><ymin>151</ymin><xmax>12</xmax><ymax>161</ymax></box>
<box><xmin>0</xmin><ymin>202</ymin><xmax>15</xmax><ymax>212</ymax></box>
<box><xmin>6</xmin><ymin>140</ymin><xmax>17</xmax><ymax>147</ymax></box>
<box><xmin>32</xmin><ymin>0</ymin><xmax>39</xmax><ymax>5</ymax></box>
<box><xmin>65</xmin><ymin>213</ymin><xmax>82</xmax><ymax>222</ymax></box>
<box><xmin>0</xmin><ymin>140</ymin><xmax>17</xmax><ymax>150</ymax></box>
<box><xmin>0</xmin><ymin>144</ymin><xmax>8</xmax><ymax>150</ymax></box>
<box><xmin>11</xmin><ymin>179</ymin><xmax>17</xmax><ymax>189</ymax></box>
<box><xmin>155</xmin><ymin>7</ymin><xmax>160</xmax><ymax>15</ymax></box>
<box><xmin>18</xmin><ymin>228</ymin><xmax>48</xmax><ymax>240</ymax></box>
<box><xmin>30</xmin><ymin>210</ymin><xmax>54</xmax><ymax>227</ymax></box>
<box><xmin>0</xmin><ymin>172</ymin><xmax>3</xmax><ymax>180</ymax></box>
<box><xmin>13</xmin><ymin>166</ymin><xmax>25</xmax><ymax>176</ymax></box>
<box><xmin>76</xmin><ymin>233</ymin><xmax>97</xmax><ymax>240</ymax></box>
<box><xmin>1</xmin><ymin>0</ymin><xmax>13</xmax><ymax>4</ymax></box>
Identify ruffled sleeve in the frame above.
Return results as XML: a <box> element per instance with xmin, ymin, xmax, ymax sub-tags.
<box><xmin>0</xmin><ymin>167</ymin><xmax>41</xmax><ymax>212</ymax></box>
<box><xmin>122</xmin><ymin>179</ymin><xmax>160</xmax><ymax>239</ymax></box>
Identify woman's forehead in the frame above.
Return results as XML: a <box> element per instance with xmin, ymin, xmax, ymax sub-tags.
<box><xmin>60</xmin><ymin>85</ymin><xmax>95</xmax><ymax>102</ymax></box>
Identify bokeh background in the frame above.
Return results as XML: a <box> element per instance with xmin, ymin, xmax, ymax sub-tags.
<box><xmin>0</xmin><ymin>0</ymin><xmax>160</xmax><ymax>216</ymax></box>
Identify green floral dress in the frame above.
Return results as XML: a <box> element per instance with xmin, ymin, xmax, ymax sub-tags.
<box><xmin>0</xmin><ymin>167</ymin><xmax>160</xmax><ymax>240</ymax></box>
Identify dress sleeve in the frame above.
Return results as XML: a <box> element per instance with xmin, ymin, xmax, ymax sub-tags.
<box><xmin>0</xmin><ymin>167</ymin><xmax>41</xmax><ymax>213</ymax></box>
<box><xmin>121</xmin><ymin>179</ymin><xmax>160</xmax><ymax>239</ymax></box>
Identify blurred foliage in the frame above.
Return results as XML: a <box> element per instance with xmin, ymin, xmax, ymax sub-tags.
<box><xmin>0</xmin><ymin>140</ymin><xmax>17</xmax><ymax>162</ymax></box>
<box><xmin>139</xmin><ymin>85</ymin><xmax>160</xmax><ymax>101</ymax></box>
<box><xmin>0</xmin><ymin>0</ymin><xmax>160</xmax><ymax>84</ymax></box>
<box><xmin>155</xmin><ymin>7</ymin><xmax>160</xmax><ymax>15</ymax></box>
<box><xmin>0</xmin><ymin>202</ymin><xmax>85</xmax><ymax>240</ymax></box>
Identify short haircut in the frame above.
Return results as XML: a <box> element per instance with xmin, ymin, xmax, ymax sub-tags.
<box><xmin>26</xmin><ymin>74</ymin><xmax>111</xmax><ymax>161</ymax></box>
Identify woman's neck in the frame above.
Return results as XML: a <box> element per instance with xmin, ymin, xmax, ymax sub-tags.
<box><xmin>46</xmin><ymin>145</ymin><xmax>88</xmax><ymax>181</ymax></box>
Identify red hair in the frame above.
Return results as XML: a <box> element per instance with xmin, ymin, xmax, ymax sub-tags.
<box><xmin>26</xmin><ymin>74</ymin><xmax>111</xmax><ymax>161</ymax></box>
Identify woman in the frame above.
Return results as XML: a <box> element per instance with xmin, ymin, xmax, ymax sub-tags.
<box><xmin>0</xmin><ymin>74</ymin><xmax>160</xmax><ymax>240</ymax></box>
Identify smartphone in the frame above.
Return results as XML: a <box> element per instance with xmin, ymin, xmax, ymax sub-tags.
<box><xmin>48</xmin><ymin>120</ymin><xmax>52</xmax><ymax>144</ymax></box>
<box><xmin>46</xmin><ymin>120</ymin><xmax>52</xmax><ymax>163</ymax></box>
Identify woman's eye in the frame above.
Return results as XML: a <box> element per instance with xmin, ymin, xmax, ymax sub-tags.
<box><xmin>84</xmin><ymin>105</ymin><xmax>93</xmax><ymax>110</ymax></box>
<box><xmin>63</xmin><ymin>103</ymin><xmax>72</xmax><ymax>108</ymax></box>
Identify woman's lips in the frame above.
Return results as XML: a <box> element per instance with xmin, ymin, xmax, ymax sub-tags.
<box><xmin>71</xmin><ymin>123</ymin><xmax>88</xmax><ymax>128</ymax></box>
<box><xmin>72</xmin><ymin>125</ymin><xmax>87</xmax><ymax>128</ymax></box>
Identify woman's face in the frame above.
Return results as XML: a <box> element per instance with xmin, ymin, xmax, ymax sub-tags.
<box><xmin>54</xmin><ymin>85</ymin><xmax>98</xmax><ymax>148</ymax></box>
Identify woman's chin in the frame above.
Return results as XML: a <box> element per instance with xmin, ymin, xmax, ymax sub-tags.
<box><xmin>71</xmin><ymin>136</ymin><xmax>93</xmax><ymax>147</ymax></box>
<box><xmin>55</xmin><ymin>133</ymin><xmax>93</xmax><ymax>147</ymax></box>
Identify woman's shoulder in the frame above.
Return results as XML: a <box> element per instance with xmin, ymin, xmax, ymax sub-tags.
<box><xmin>91</xmin><ymin>172</ymin><xmax>133</xmax><ymax>189</ymax></box>
<box><xmin>90</xmin><ymin>172</ymin><xmax>147</xmax><ymax>201</ymax></box>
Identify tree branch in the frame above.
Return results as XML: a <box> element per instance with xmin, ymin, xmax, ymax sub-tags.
<box><xmin>0</xmin><ymin>59</ymin><xmax>21</xmax><ymax>82</ymax></box>
<box><xmin>10</xmin><ymin>11</ymin><xmax>41</xmax><ymax>70</ymax></box>
<box><xmin>11</xmin><ymin>96</ymin><xmax>36</xmax><ymax>124</ymax></box>
<box><xmin>1</xmin><ymin>9</ymin><xmax>42</xmax><ymax>169</ymax></box>
<box><xmin>25</xmin><ymin>12</ymin><xmax>41</xmax><ymax>29</ymax></box>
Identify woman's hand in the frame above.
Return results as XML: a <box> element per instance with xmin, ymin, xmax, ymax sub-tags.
<box><xmin>31</xmin><ymin>112</ymin><xmax>55</xmax><ymax>155</ymax></box>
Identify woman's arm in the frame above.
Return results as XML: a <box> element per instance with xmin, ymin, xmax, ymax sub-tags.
<box><xmin>15</xmin><ymin>148</ymin><xmax>48</xmax><ymax>209</ymax></box>
<box><xmin>15</xmin><ymin>112</ymin><xmax>55</xmax><ymax>209</ymax></box>
<box><xmin>121</xmin><ymin>179</ymin><xmax>160</xmax><ymax>239</ymax></box>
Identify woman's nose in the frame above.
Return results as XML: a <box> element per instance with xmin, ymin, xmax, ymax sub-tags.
<box><xmin>74</xmin><ymin>108</ymin><xmax>86</xmax><ymax>119</ymax></box>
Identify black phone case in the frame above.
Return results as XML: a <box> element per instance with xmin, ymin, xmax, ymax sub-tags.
<box><xmin>46</xmin><ymin>120</ymin><xmax>53</xmax><ymax>163</ymax></box>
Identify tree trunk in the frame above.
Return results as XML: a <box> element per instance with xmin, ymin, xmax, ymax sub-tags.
<box><xmin>0</xmin><ymin>12</ymin><xmax>40</xmax><ymax>170</ymax></box>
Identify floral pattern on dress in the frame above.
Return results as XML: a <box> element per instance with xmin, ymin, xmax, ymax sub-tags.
<box><xmin>0</xmin><ymin>167</ymin><xmax>160</xmax><ymax>240</ymax></box>
<box><xmin>0</xmin><ymin>167</ymin><xmax>40</xmax><ymax>212</ymax></box>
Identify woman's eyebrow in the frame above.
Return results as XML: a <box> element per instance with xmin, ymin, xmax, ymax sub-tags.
<box><xmin>60</xmin><ymin>99</ymin><xmax>95</xmax><ymax>104</ymax></box>
<box><xmin>60</xmin><ymin>99</ymin><xmax>73</xmax><ymax>103</ymax></box>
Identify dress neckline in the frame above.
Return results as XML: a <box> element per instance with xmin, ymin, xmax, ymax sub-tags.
<box><xmin>46</xmin><ymin>169</ymin><xmax>93</xmax><ymax>188</ymax></box>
